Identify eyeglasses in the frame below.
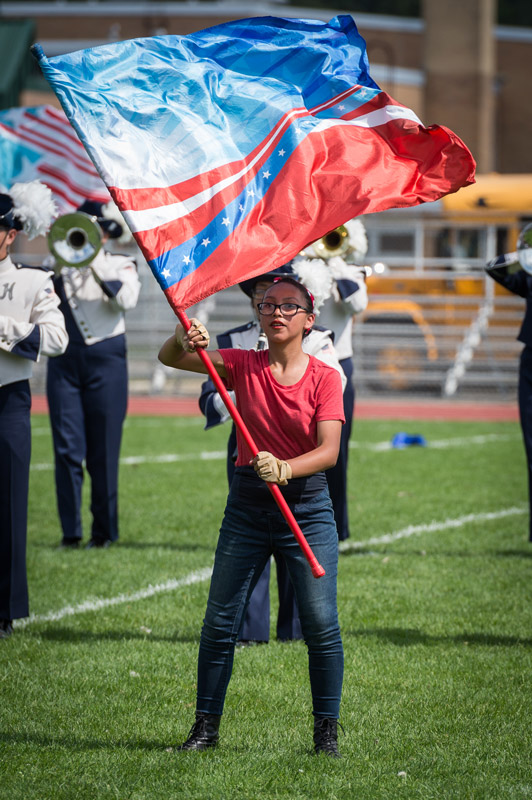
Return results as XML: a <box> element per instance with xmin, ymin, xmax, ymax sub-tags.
<box><xmin>257</xmin><ymin>302</ymin><xmax>308</xmax><ymax>317</ymax></box>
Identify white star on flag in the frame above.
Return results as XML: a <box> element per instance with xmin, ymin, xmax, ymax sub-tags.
<box><xmin>221</xmin><ymin>217</ymin><xmax>231</xmax><ymax>226</ymax></box>
<box><xmin>161</xmin><ymin>268</ymin><xmax>171</xmax><ymax>279</ymax></box>
<box><xmin>182</xmin><ymin>255</ymin><xmax>191</xmax><ymax>265</ymax></box>
<box><xmin>262</xmin><ymin>170</ymin><xmax>271</xmax><ymax>179</ymax></box>
<box><xmin>202</xmin><ymin>238</ymin><xmax>210</xmax><ymax>247</ymax></box>
<box><xmin>278</xmin><ymin>149</ymin><xmax>285</xmax><ymax>156</ymax></box>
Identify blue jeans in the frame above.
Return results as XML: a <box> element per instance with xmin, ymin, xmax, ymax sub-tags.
<box><xmin>196</xmin><ymin>469</ymin><xmax>343</xmax><ymax>718</ymax></box>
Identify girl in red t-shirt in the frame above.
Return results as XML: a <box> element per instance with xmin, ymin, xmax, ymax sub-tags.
<box><xmin>159</xmin><ymin>277</ymin><xmax>345</xmax><ymax>756</ymax></box>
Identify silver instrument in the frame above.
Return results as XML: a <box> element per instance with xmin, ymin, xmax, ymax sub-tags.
<box><xmin>48</xmin><ymin>212</ymin><xmax>102</xmax><ymax>267</ymax></box>
<box><xmin>255</xmin><ymin>330</ymin><xmax>268</xmax><ymax>350</ymax></box>
<box><xmin>517</xmin><ymin>223</ymin><xmax>532</xmax><ymax>274</ymax></box>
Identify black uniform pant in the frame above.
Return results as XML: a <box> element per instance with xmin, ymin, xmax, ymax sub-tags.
<box><xmin>46</xmin><ymin>336</ymin><xmax>128</xmax><ymax>543</ymax></box>
<box><xmin>0</xmin><ymin>380</ymin><xmax>31</xmax><ymax>620</ymax></box>
<box><xmin>325</xmin><ymin>356</ymin><xmax>354</xmax><ymax>542</ymax></box>
<box><xmin>518</xmin><ymin>346</ymin><xmax>532</xmax><ymax>542</ymax></box>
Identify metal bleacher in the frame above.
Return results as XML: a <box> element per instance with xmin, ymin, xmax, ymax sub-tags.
<box><xmin>22</xmin><ymin>241</ymin><xmax>525</xmax><ymax>403</ymax></box>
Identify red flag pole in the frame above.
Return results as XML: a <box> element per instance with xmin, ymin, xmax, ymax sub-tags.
<box><xmin>176</xmin><ymin>309</ymin><xmax>325</xmax><ymax>578</ymax></box>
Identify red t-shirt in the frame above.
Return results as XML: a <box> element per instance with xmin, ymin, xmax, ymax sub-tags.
<box><xmin>220</xmin><ymin>348</ymin><xmax>345</xmax><ymax>467</ymax></box>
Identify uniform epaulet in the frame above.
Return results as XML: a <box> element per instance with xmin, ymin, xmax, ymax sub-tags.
<box><xmin>112</xmin><ymin>253</ymin><xmax>137</xmax><ymax>263</ymax></box>
<box><xmin>14</xmin><ymin>262</ymin><xmax>53</xmax><ymax>273</ymax></box>
<box><xmin>312</xmin><ymin>323</ymin><xmax>335</xmax><ymax>343</ymax></box>
<box><xmin>223</xmin><ymin>320</ymin><xmax>255</xmax><ymax>336</ymax></box>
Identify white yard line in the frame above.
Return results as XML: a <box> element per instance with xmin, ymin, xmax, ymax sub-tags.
<box><xmin>30</xmin><ymin>433</ymin><xmax>519</xmax><ymax>471</ymax></box>
<box><xmin>31</xmin><ymin>450</ymin><xmax>227</xmax><ymax>471</ymax></box>
<box><xmin>16</xmin><ymin>507</ymin><xmax>526</xmax><ymax>629</ymax></box>
<box><xmin>15</xmin><ymin>567</ymin><xmax>213</xmax><ymax>629</ymax></box>
<box><xmin>349</xmin><ymin>433</ymin><xmax>519</xmax><ymax>452</ymax></box>
<box><xmin>339</xmin><ymin>506</ymin><xmax>526</xmax><ymax>552</ymax></box>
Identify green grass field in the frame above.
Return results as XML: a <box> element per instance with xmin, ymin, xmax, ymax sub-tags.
<box><xmin>1</xmin><ymin>412</ymin><xmax>531</xmax><ymax>800</ymax></box>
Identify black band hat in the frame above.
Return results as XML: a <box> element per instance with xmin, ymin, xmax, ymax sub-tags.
<box><xmin>0</xmin><ymin>194</ymin><xmax>23</xmax><ymax>231</ymax></box>
<box><xmin>239</xmin><ymin>261</ymin><xmax>294</xmax><ymax>297</ymax></box>
<box><xmin>77</xmin><ymin>199</ymin><xmax>123</xmax><ymax>240</ymax></box>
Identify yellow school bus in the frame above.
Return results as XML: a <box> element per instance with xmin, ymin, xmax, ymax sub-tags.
<box><xmin>355</xmin><ymin>174</ymin><xmax>532</xmax><ymax>392</ymax></box>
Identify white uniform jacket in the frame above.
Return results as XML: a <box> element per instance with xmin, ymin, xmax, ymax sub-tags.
<box><xmin>0</xmin><ymin>256</ymin><xmax>68</xmax><ymax>387</ymax></box>
<box><xmin>200</xmin><ymin>319</ymin><xmax>346</xmax><ymax>428</ymax></box>
<box><xmin>55</xmin><ymin>250</ymin><xmax>141</xmax><ymax>345</ymax></box>
<box><xmin>315</xmin><ymin>257</ymin><xmax>368</xmax><ymax>361</ymax></box>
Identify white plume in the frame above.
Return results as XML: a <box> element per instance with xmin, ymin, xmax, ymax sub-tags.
<box><xmin>344</xmin><ymin>217</ymin><xmax>368</xmax><ymax>262</ymax></box>
<box><xmin>101</xmin><ymin>199</ymin><xmax>133</xmax><ymax>244</ymax></box>
<box><xmin>10</xmin><ymin>181</ymin><xmax>57</xmax><ymax>240</ymax></box>
<box><xmin>292</xmin><ymin>256</ymin><xmax>334</xmax><ymax>314</ymax></box>
<box><xmin>301</xmin><ymin>217</ymin><xmax>369</xmax><ymax>263</ymax></box>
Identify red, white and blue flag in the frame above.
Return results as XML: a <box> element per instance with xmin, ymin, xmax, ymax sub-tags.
<box><xmin>33</xmin><ymin>15</ymin><xmax>475</xmax><ymax>312</ymax></box>
<box><xmin>0</xmin><ymin>105</ymin><xmax>110</xmax><ymax>213</ymax></box>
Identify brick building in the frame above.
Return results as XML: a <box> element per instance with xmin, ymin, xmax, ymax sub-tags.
<box><xmin>1</xmin><ymin>0</ymin><xmax>531</xmax><ymax>173</ymax></box>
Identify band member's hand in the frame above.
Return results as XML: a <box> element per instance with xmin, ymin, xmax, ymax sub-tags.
<box><xmin>252</xmin><ymin>451</ymin><xmax>292</xmax><ymax>485</ymax></box>
<box><xmin>176</xmin><ymin>318</ymin><xmax>210</xmax><ymax>352</ymax></box>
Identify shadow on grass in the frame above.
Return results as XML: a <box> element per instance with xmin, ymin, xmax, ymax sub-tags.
<box><xmin>26</xmin><ymin>627</ymin><xmax>200</xmax><ymax>645</ymax></box>
<box><xmin>35</xmin><ymin>541</ymin><xmax>211</xmax><ymax>553</ymax></box>
<box><xmin>0</xmin><ymin>730</ymin><xmax>168</xmax><ymax>752</ymax></box>
<box><xmin>115</xmin><ymin>541</ymin><xmax>211</xmax><ymax>552</ymax></box>
<box><xmin>0</xmin><ymin>730</ymin><xmax>309</xmax><ymax>758</ymax></box>
<box><xmin>343</xmin><ymin>627</ymin><xmax>532</xmax><ymax>647</ymax></box>
<box><xmin>495</xmin><ymin>549</ymin><xmax>532</xmax><ymax>559</ymax></box>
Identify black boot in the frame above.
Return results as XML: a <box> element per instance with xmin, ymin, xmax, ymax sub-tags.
<box><xmin>177</xmin><ymin>712</ymin><xmax>221</xmax><ymax>751</ymax></box>
<box><xmin>313</xmin><ymin>717</ymin><xmax>342</xmax><ymax>758</ymax></box>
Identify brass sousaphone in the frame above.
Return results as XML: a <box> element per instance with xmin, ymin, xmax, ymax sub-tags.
<box><xmin>48</xmin><ymin>212</ymin><xmax>103</xmax><ymax>267</ymax></box>
<box><xmin>312</xmin><ymin>224</ymin><xmax>351</xmax><ymax>259</ymax></box>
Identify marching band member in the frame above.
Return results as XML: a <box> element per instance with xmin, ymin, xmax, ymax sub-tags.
<box><xmin>46</xmin><ymin>200</ymin><xmax>141</xmax><ymax>549</ymax></box>
<box><xmin>199</xmin><ymin>263</ymin><xmax>345</xmax><ymax>645</ymax></box>
<box><xmin>486</xmin><ymin>225</ymin><xmax>532</xmax><ymax>543</ymax></box>
<box><xmin>0</xmin><ymin>182</ymin><xmax>68</xmax><ymax>638</ymax></box>
<box><xmin>159</xmin><ymin>276</ymin><xmax>345</xmax><ymax>756</ymax></box>
<box><xmin>294</xmin><ymin>217</ymin><xmax>369</xmax><ymax>541</ymax></box>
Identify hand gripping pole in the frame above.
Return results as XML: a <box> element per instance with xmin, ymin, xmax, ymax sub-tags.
<box><xmin>177</xmin><ymin>310</ymin><xmax>325</xmax><ymax>578</ymax></box>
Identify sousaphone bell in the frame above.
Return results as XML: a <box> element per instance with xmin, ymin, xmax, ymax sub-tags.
<box><xmin>312</xmin><ymin>225</ymin><xmax>351</xmax><ymax>259</ymax></box>
<box><xmin>48</xmin><ymin>212</ymin><xmax>102</xmax><ymax>268</ymax></box>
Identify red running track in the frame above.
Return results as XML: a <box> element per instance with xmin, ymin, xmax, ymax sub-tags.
<box><xmin>30</xmin><ymin>395</ymin><xmax>519</xmax><ymax>422</ymax></box>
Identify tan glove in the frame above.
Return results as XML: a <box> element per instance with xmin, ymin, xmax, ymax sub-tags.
<box><xmin>253</xmin><ymin>451</ymin><xmax>292</xmax><ymax>485</ymax></box>
<box><xmin>176</xmin><ymin>318</ymin><xmax>210</xmax><ymax>352</ymax></box>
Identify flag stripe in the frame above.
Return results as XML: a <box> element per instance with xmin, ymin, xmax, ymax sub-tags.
<box><xmin>23</xmin><ymin>110</ymin><xmax>88</xmax><ymax>155</ymax></box>
<box><xmin>159</xmin><ymin>117</ymin><xmax>474</xmax><ymax>308</ymax></box>
<box><xmin>36</xmin><ymin>108</ymin><xmax>88</xmax><ymax>150</ymax></box>
<box><xmin>111</xmin><ymin>108</ymin><xmax>307</xmax><ymax>216</ymax></box>
<box><xmin>0</xmin><ymin>105</ymin><xmax>109</xmax><ymax>213</ymax></box>
<box><xmin>134</xmin><ymin>104</ymin><xmax>452</xmax><ymax>270</ymax></box>
<box><xmin>19</xmin><ymin>123</ymin><xmax>95</xmax><ymax>174</ymax></box>
<box><xmin>38</xmin><ymin>163</ymin><xmax>106</xmax><ymax>199</ymax></box>
<box><xmin>110</xmin><ymin>85</ymin><xmax>393</xmax><ymax>220</ymax></box>
<box><xmin>16</xmin><ymin>126</ymin><xmax>99</xmax><ymax>176</ymax></box>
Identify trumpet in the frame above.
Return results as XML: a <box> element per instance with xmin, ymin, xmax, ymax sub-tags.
<box><xmin>48</xmin><ymin>212</ymin><xmax>102</xmax><ymax>267</ymax></box>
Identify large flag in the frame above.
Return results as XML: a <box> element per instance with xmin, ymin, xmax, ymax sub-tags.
<box><xmin>33</xmin><ymin>15</ymin><xmax>475</xmax><ymax>312</ymax></box>
<box><xmin>0</xmin><ymin>105</ymin><xmax>110</xmax><ymax>213</ymax></box>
